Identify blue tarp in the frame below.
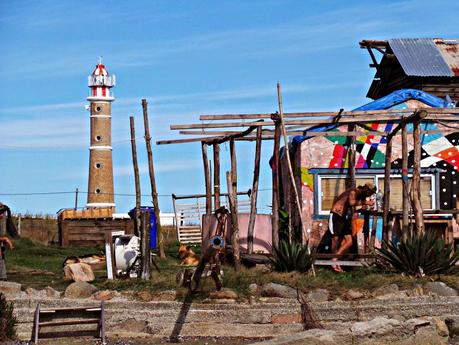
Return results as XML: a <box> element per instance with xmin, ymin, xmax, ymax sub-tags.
<box><xmin>291</xmin><ymin>89</ymin><xmax>454</xmax><ymax>148</ymax></box>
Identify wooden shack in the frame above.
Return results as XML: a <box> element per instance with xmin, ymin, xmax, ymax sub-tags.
<box><xmin>361</xmin><ymin>38</ymin><xmax>459</xmax><ymax>101</ymax></box>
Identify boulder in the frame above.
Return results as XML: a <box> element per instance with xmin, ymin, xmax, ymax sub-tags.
<box><xmin>209</xmin><ymin>288</ymin><xmax>238</xmax><ymax>300</ymax></box>
<box><xmin>152</xmin><ymin>290</ymin><xmax>176</xmax><ymax>301</ymax></box>
<box><xmin>307</xmin><ymin>288</ymin><xmax>329</xmax><ymax>302</ymax></box>
<box><xmin>64</xmin><ymin>281</ymin><xmax>97</xmax><ymax>299</ymax></box>
<box><xmin>432</xmin><ymin>317</ymin><xmax>450</xmax><ymax>337</ymax></box>
<box><xmin>344</xmin><ymin>289</ymin><xmax>365</xmax><ymax>300</ymax></box>
<box><xmin>0</xmin><ymin>281</ymin><xmax>21</xmax><ymax>295</ymax></box>
<box><xmin>45</xmin><ymin>286</ymin><xmax>61</xmax><ymax>298</ymax></box>
<box><xmin>260</xmin><ymin>283</ymin><xmax>297</xmax><ymax>298</ymax></box>
<box><xmin>25</xmin><ymin>287</ymin><xmax>46</xmax><ymax>298</ymax></box>
<box><xmin>350</xmin><ymin>317</ymin><xmax>401</xmax><ymax>337</ymax></box>
<box><xmin>63</xmin><ymin>262</ymin><xmax>95</xmax><ymax>282</ymax></box>
<box><xmin>136</xmin><ymin>291</ymin><xmax>153</xmax><ymax>302</ymax></box>
<box><xmin>117</xmin><ymin>318</ymin><xmax>148</xmax><ymax>333</ymax></box>
<box><xmin>248</xmin><ymin>283</ymin><xmax>258</xmax><ymax>295</ymax></box>
<box><xmin>423</xmin><ymin>282</ymin><xmax>458</xmax><ymax>297</ymax></box>
<box><xmin>93</xmin><ymin>289</ymin><xmax>117</xmax><ymax>301</ymax></box>
<box><xmin>372</xmin><ymin>283</ymin><xmax>399</xmax><ymax>297</ymax></box>
<box><xmin>445</xmin><ymin>317</ymin><xmax>459</xmax><ymax>337</ymax></box>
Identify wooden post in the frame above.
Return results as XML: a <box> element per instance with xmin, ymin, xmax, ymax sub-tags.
<box><xmin>140</xmin><ymin>211</ymin><xmax>151</xmax><ymax>280</ymax></box>
<box><xmin>213</xmin><ymin>143</ymin><xmax>221</xmax><ymax>210</ymax></box>
<box><xmin>130</xmin><ymin>116</ymin><xmax>142</xmax><ymax>269</ymax></box>
<box><xmin>277</xmin><ymin>82</ymin><xmax>306</xmax><ymax>244</ymax></box>
<box><xmin>201</xmin><ymin>142</ymin><xmax>212</xmax><ymax>215</ymax></box>
<box><xmin>142</xmin><ymin>99</ymin><xmax>165</xmax><ymax>259</ymax></box>
<box><xmin>271</xmin><ymin>117</ymin><xmax>281</xmax><ymax>248</ymax></box>
<box><xmin>247</xmin><ymin>126</ymin><xmax>262</xmax><ymax>254</ymax></box>
<box><xmin>401</xmin><ymin>122</ymin><xmax>409</xmax><ymax>236</ymax></box>
<box><xmin>230</xmin><ymin>139</ymin><xmax>237</xmax><ymax>197</ymax></box>
<box><xmin>382</xmin><ymin>138</ymin><xmax>392</xmax><ymax>244</ymax></box>
<box><xmin>74</xmin><ymin>188</ymin><xmax>79</xmax><ymax>210</ymax></box>
<box><xmin>347</xmin><ymin>124</ymin><xmax>356</xmax><ymax>189</ymax></box>
<box><xmin>226</xmin><ymin>171</ymin><xmax>240</xmax><ymax>272</ymax></box>
<box><xmin>412</xmin><ymin>116</ymin><xmax>424</xmax><ymax>235</ymax></box>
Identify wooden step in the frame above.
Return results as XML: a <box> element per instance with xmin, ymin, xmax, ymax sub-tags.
<box><xmin>39</xmin><ymin>319</ymin><xmax>100</xmax><ymax>327</ymax></box>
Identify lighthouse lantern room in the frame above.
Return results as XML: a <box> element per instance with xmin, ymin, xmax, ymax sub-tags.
<box><xmin>86</xmin><ymin>59</ymin><xmax>116</xmax><ymax>209</ymax></box>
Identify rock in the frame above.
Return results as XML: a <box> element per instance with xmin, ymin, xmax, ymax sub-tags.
<box><xmin>63</xmin><ymin>262</ymin><xmax>95</xmax><ymax>282</ymax></box>
<box><xmin>350</xmin><ymin>317</ymin><xmax>401</xmax><ymax>336</ymax></box>
<box><xmin>45</xmin><ymin>286</ymin><xmax>61</xmax><ymax>298</ymax></box>
<box><xmin>433</xmin><ymin>317</ymin><xmax>450</xmax><ymax>337</ymax></box>
<box><xmin>344</xmin><ymin>289</ymin><xmax>365</xmax><ymax>300</ymax></box>
<box><xmin>372</xmin><ymin>283</ymin><xmax>399</xmax><ymax>297</ymax></box>
<box><xmin>93</xmin><ymin>289</ymin><xmax>116</xmax><ymax>301</ymax></box>
<box><xmin>260</xmin><ymin>282</ymin><xmax>297</xmax><ymax>298</ymax></box>
<box><xmin>445</xmin><ymin>317</ymin><xmax>459</xmax><ymax>337</ymax></box>
<box><xmin>423</xmin><ymin>282</ymin><xmax>458</xmax><ymax>297</ymax></box>
<box><xmin>136</xmin><ymin>291</ymin><xmax>153</xmax><ymax>302</ymax></box>
<box><xmin>406</xmin><ymin>284</ymin><xmax>424</xmax><ymax>297</ymax></box>
<box><xmin>203</xmin><ymin>298</ymin><xmax>236</xmax><ymax>304</ymax></box>
<box><xmin>152</xmin><ymin>290</ymin><xmax>176</xmax><ymax>301</ymax></box>
<box><xmin>25</xmin><ymin>287</ymin><xmax>46</xmax><ymax>298</ymax></box>
<box><xmin>64</xmin><ymin>281</ymin><xmax>97</xmax><ymax>299</ymax></box>
<box><xmin>0</xmin><ymin>281</ymin><xmax>21</xmax><ymax>295</ymax></box>
<box><xmin>209</xmin><ymin>288</ymin><xmax>238</xmax><ymax>300</ymax></box>
<box><xmin>374</xmin><ymin>290</ymin><xmax>409</xmax><ymax>300</ymax></box>
<box><xmin>248</xmin><ymin>283</ymin><xmax>258</xmax><ymax>295</ymax></box>
<box><xmin>307</xmin><ymin>288</ymin><xmax>329</xmax><ymax>302</ymax></box>
<box><xmin>117</xmin><ymin>318</ymin><xmax>148</xmax><ymax>333</ymax></box>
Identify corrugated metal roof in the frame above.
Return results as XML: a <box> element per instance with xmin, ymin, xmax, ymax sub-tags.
<box><xmin>388</xmin><ymin>38</ymin><xmax>457</xmax><ymax>77</ymax></box>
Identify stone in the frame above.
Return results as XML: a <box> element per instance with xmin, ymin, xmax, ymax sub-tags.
<box><xmin>406</xmin><ymin>284</ymin><xmax>424</xmax><ymax>297</ymax></box>
<box><xmin>24</xmin><ymin>287</ymin><xmax>46</xmax><ymax>298</ymax></box>
<box><xmin>350</xmin><ymin>317</ymin><xmax>401</xmax><ymax>337</ymax></box>
<box><xmin>136</xmin><ymin>291</ymin><xmax>153</xmax><ymax>302</ymax></box>
<box><xmin>307</xmin><ymin>288</ymin><xmax>329</xmax><ymax>302</ymax></box>
<box><xmin>93</xmin><ymin>289</ymin><xmax>116</xmax><ymax>301</ymax></box>
<box><xmin>374</xmin><ymin>290</ymin><xmax>409</xmax><ymax>300</ymax></box>
<box><xmin>248</xmin><ymin>283</ymin><xmax>258</xmax><ymax>295</ymax></box>
<box><xmin>45</xmin><ymin>286</ymin><xmax>61</xmax><ymax>298</ymax></box>
<box><xmin>209</xmin><ymin>288</ymin><xmax>238</xmax><ymax>300</ymax></box>
<box><xmin>0</xmin><ymin>281</ymin><xmax>21</xmax><ymax>295</ymax></box>
<box><xmin>260</xmin><ymin>283</ymin><xmax>297</xmax><ymax>298</ymax></box>
<box><xmin>344</xmin><ymin>289</ymin><xmax>365</xmax><ymax>300</ymax></box>
<box><xmin>432</xmin><ymin>317</ymin><xmax>450</xmax><ymax>337</ymax></box>
<box><xmin>372</xmin><ymin>283</ymin><xmax>399</xmax><ymax>297</ymax></box>
<box><xmin>271</xmin><ymin>313</ymin><xmax>302</xmax><ymax>324</ymax></box>
<box><xmin>423</xmin><ymin>282</ymin><xmax>458</xmax><ymax>297</ymax></box>
<box><xmin>445</xmin><ymin>317</ymin><xmax>459</xmax><ymax>337</ymax></box>
<box><xmin>117</xmin><ymin>318</ymin><xmax>148</xmax><ymax>333</ymax></box>
<box><xmin>63</xmin><ymin>262</ymin><xmax>95</xmax><ymax>282</ymax></box>
<box><xmin>152</xmin><ymin>290</ymin><xmax>176</xmax><ymax>301</ymax></box>
<box><xmin>64</xmin><ymin>281</ymin><xmax>97</xmax><ymax>299</ymax></box>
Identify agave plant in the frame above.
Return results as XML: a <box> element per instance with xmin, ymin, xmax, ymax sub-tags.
<box><xmin>270</xmin><ymin>240</ymin><xmax>315</xmax><ymax>273</ymax></box>
<box><xmin>376</xmin><ymin>231</ymin><xmax>458</xmax><ymax>276</ymax></box>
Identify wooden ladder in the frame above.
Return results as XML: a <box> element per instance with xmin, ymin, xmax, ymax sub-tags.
<box><xmin>32</xmin><ymin>302</ymin><xmax>105</xmax><ymax>344</ymax></box>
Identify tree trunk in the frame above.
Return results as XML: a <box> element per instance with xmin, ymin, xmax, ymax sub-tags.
<box><xmin>247</xmin><ymin>126</ymin><xmax>262</xmax><ymax>254</ymax></box>
<box><xmin>401</xmin><ymin>122</ymin><xmax>409</xmax><ymax>238</ymax></box>
<box><xmin>412</xmin><ymin>119</ymin><xmax>424</xmax><ymax>234</ymax></box>
<box><xmin>226</xmin><ymin>171</ymin><xmax>240</xmax><ymax>272</ymax></box>
<box><xmin>213</xmin><ymin>143</ymin><xmax>221</xmax><ymax>210</ymax></box>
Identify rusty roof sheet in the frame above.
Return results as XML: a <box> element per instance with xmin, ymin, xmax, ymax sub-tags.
<box><xmin>388</xmin><ymin>38</ymin><xmax>459</xmax><ymax>77</ymax></box>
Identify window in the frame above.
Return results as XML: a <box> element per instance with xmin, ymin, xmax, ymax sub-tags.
<box><xmin>95</xmin><ymin>188</ymin><xmax>101</xmax><ymax>194</ymax></box>
<box><xmin>95</xmin><ymin>106</ymin><xmax>102</xmax><ymax>113</ymax></box>
<box><xmin>95</xmin><ymin>135</ymin><xmax>102</xmax><ymax>141</ymax></box>
<box><xmin>95</xmin><ymin>163</ymin><xmax>103</xmax><ymax>169</ymax></box>
<box><xmin>318</xmin><ymin>176</ymin><xmax>374</xmax><ymax>214</ymax></box>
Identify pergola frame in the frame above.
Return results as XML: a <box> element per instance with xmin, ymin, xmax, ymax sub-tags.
<box><xmin>157</xmin><ymin>101</ymin><xmax>459</xmax><ymax>251</ymax></box>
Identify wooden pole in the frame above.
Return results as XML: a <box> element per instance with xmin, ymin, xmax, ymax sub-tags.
<box><xmin>226</xmin><ymin>171</ymin><xmax>241</xmax><ymax>272</ymax></box>
<box><xmin>140</xmin><ymin>211</ymin><xmax>151</xmax><ymax>280</ymax></box>
<box><xmin>142</xmin><ymin>99</ymin><xmax>165</xmax><ymax>259</ymax></box>
<box><xmin>74</xmin><ymin>188</ymin><xmax>79</xmax><ymax>210</ymax></box>
<box><xmin>230</xmin><ymin>139</ymin><xmax>237</xmax><ymax>197</ymax></box>
<box><xmin>382</xmin><ymin>138</ymin><xmax>392</xmax><ymax>244</ymax></box>
<box><xmin>130</xmin><ymin>116</ymin><xmax>143</xmax><ymax>274</ymax></box>
<box><xmin>271</xmin><ymin>117</ymin><xmax>281</xmax><ymax>248</ymax></box>
<box><xmin>247</xmin><ymin>126</ymin><xmax>262</xmax><ymax>254</ymax></box>
<box><xmin>213</xmin><ymin>143</ymin><xmax>221</xmax><ymax>210</ymax></box>
<box><xmin>201</xmin><ymin>142</ymin><xmax>212</xmax><ymax>215</ymax></box>
<box><xmin>412</xmin><ymin>117</ymin><xmax>424</xmax><ymax>235</ymax></box>
<box><xmin>347</xmin><ymin>124</ymin><xmax>356</xmax><ymax>189</ymax></box>
<box><xmin>401</xmin><ymin>122</ymin><xmax>409</xmax><ymax>237</ymax></box>
<box><xmin>277</xmin><ymin>82</ymin><xmax>306</xmax><ymax>244</ymax></box>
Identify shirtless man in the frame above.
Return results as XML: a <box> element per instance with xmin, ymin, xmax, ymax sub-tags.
<box><xmin>329</xmin><ymin>184</ymin><xmax>376</xmax><ymax>272</ymax></box>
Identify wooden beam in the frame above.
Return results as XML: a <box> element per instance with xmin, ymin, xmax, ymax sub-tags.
<box><xmin>382</xmin><ymin>138</ymin><xmax>392</xmax><ymax>244</ymax></box>
<box><xmin>247</xmin><ymin>126</ymin><xmax>262</xmax><ymax>254</ymax></box>
<box><xmin>412</xmin><ymin>117</ymin><xmax>424</xmax><ymax>235</ymax></box>
<box><xmin>226</xmin><ymin>171</ymin><xmax>240</xmax><ymax>272</ymax></box>
<box><xmin>271</xmin><ymin>117</ymin><xmax>281</xmax><ymax>248</ymax></box>
<box><xmin>347</xmin><ymin>123</ymin><xmax>356</xmax><ymax>189</ymax></box>
<box><xmin>201</xmin><ymin>142</ymin><xmax>212</xmax><ymax>215</ymax></box>
<box><xmin>213</xmin><ymin>143</ymin><xmax>220</xmax><ymax>210</ymax></box>
<box><xmin>401</xmin><ymin>122</ymin><xmax>409</xmax><ymax>237</ymax></box>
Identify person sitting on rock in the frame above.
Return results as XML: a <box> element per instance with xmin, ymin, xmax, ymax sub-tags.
<box><xmin>329</xmin><ymin>183</ymin><xmax>376</xmax><ymax>273</ymax></box>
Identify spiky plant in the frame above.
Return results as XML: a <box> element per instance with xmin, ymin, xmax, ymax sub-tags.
<box><xmin>0</xmin><ymin>292</ymin><xmax>17</xmax><ymax>341</ymax></box>
<box><xmin>376</xmin><ymin>231</ymin><xmax>458</xmax><ymax>276</ymax></box>
<box><xmin>270</xmin><ymin>240</ymin><xmax>315</xmax><ymax>273</ymax></box>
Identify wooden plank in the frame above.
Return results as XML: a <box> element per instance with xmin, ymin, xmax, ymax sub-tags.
<box><xmin>130</xmin><ymin>116</ymin><xmax>142</xmax><ymax>241</ymax></box>
<box><xmin>202</xmin><ymin>142</ymin><xmax>212</xmax><ymax>215</ymax></box>
<box><xmin>247</xmin><ymin>125</ymin><xmax>262</xmax><ymax>254</ymax></box>
<box><xmin>39</xmin><ymin>319</ymin><xmax>100</xmax><ymax>327</ymax></box>
<box><xmin>272</xmin><ymin>117</ymin><xmax>281</xmax><ymax>248</ymax></box>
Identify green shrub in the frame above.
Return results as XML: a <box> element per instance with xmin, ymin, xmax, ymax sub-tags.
<box><xmin>376</xmin><ymin>231</ymin><xmax>458</xmax><ymax>276</ymax></box>
<box><xmin>270</xmin><ymin>240</ymin><xmax>314</xmax><ymax>273</ymax></box>
<box><xmin>0</xmin><ymin>292</ymin><xmax>17</xmax><ymax>341</ymax></box>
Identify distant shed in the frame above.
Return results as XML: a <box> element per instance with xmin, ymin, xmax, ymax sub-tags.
<box><xmin>361</xmin><ymin>38</ymin><xmax>459</xmax><ymax>101</ymax></box>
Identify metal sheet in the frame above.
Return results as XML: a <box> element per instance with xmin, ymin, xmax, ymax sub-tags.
<box><xmin>388</xmin><ymin>38</ymin><xmax>453</xmax><ymax>77</ymax></box>
<box><xmin>434</xmin><ymin>38</ymin><xmax>459</xmax><ymax>76</ymax></box>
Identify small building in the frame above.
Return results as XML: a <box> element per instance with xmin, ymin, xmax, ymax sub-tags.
<box><xmin>360</xmin><ymin>38</ymin><xmax>459</xmax><ymax>101</ymax></box>
<box><xmin>283</xmin><ymin>89</ymin><xmax>459</xmax><ymax>247</ymax></box>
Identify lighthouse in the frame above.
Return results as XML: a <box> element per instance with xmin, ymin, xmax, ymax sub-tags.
<box><xmin>86</xmin><ymin>59</ymin><xmax>116</xmax><ymax>209</ymax></box>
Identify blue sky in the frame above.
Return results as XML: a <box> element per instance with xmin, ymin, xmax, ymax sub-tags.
<box><xmin>0</xmin><ymin>0</ymin><xmax>458</xmax><ymax>215</ymax></box>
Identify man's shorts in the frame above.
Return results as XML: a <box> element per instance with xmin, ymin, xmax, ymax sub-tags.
<box><xmin>328</xmin><ymin>212</ymin><xmax>351</xmax><ymax>238</ymax></box>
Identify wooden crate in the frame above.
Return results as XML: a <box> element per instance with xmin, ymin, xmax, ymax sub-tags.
<box><xmin>60</xmin><ymin>218</ymin><xmax>134</xmax><ymax>247</ymax></box>
<box><xmin>60</xmin><ymin>208</ymin><xmax>113</xmax><ymax>220</ymax></box>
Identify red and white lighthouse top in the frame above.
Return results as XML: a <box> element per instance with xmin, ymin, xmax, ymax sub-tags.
<box><xmin>88</xmin><ymin>59</ymin><xmax>116</xmax><ymax>99</ymax></box>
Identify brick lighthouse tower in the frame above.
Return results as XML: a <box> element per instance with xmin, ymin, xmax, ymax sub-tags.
<box><xmin>86</xmin><ymin>59</ymin><xmax>116</xmax><ymax>209</ymax></box>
